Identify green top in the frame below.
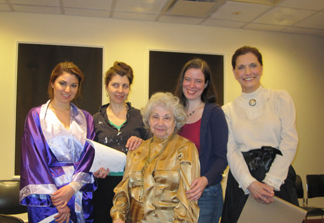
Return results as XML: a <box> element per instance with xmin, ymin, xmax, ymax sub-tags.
<box><xmin>109</xmin><ymin>120</ymin><xmax>126</xmax><ymax>130</ymax></box>
<box><xmin>109</xmin><ymin>171</ymin><xmax>124</xmax><ymax>176</ymax></box>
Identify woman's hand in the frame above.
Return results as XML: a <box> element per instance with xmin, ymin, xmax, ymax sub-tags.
<box><xmin>51</xmin><ymin>185</ymin><xmax>74</xmax><ymax>208</ymax></box>
<box><xmin>247</xmin><ymin>181</ymin><xmax>274</xmax><ymax>204</ymax></box>
<box><xmin>186</xmin><ymin>176</ymin><xmax>208</xmax><ymax>201</ymax></box>
<box><xmin>113</xmin><ymin>219</ymin><xmax>124</xmax><ymax>223</ymax></box>
<box><xmin>126</xmin><ymin>136</ymin><xmax>143</xmax><ymax>151</ymax></box>
<box><xmin>94</xmin><ymin>167</ymin><xmax>109</xmax><ymax>178</ymax></box>
<box><xmin>54</xmin><ymin>205</ymin><xmax>70</xmax><ymax>223</ymax></box>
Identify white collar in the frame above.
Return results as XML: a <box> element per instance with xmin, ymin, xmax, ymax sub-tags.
<box><xmin>235</xmin><ymin>86</ymin><xmax>270</xmax><ymax>120</ymax></box>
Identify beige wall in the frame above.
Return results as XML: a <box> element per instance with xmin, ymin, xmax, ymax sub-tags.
<box><xmin>1</xmin><ymin>12</ymin><xmax>324</xmax><ymax>206</ymax></box>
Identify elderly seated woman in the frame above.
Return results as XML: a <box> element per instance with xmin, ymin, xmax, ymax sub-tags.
<box><xmin>111</xmin><ymin>92</ymin><xmax>200</xmax><ymax>223</ymax></box>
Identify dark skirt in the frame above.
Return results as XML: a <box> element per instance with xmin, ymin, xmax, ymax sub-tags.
<box><xmin>93</xmin><ymin>175</ymin><xmax>123</xmax><ymax>223</ymax></box>
<box><xmin>221</xmin><ymin>147</ymin><xmax>299</xmax><ymax>223</ymax></box>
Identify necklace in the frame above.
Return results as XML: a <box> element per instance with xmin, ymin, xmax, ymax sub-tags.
<box><xmin>187</xmin><ymin>104</ymin><xmax>204</xmax><ymax>117</ymax></box>
<box><xmin>249</xmin><ymin>99</ymin><xmax>256</xmax><ymax>106</ymax></box>
<box><xmin>187</xmin><ymin>110</ymin><xmax>196</xmax><ymax>117</ymax></box>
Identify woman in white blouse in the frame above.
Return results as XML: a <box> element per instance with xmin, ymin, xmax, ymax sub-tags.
<box><xmin>221</xmin><ymin>46</ymin><xmax>299</xmax><ymax>223</ymax></box>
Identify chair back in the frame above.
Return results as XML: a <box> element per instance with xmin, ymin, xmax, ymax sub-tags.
<box><xmin>295</xmin><ymin>175</ymin><xmax>304</xmax><ymax>199</ymax></box>
<box><xmin>0</xmin><ymin>214</ymin><xmax>25</xmax><ymax>223</ymax></box>
<box><xmin>0</xmin><ymin>180</ymin><xmax>27</xmax><ymax>214</ymax></box>
<box><xmin>306</xmin><ymin>174</ymin><xmax>324</xmax><ymax>199</ymax></box>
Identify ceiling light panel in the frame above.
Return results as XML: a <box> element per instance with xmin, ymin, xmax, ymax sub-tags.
<box><xmin>9</xmin><ymin>0</ymin><xmax>60</xmax><ymax>7</ymax></box>
<box><xmin>115</xmin><ymin>0</ymin><xmax>168</xmax><ymax>13</ymax></box>
<box><xmin>210</xmin><ymin>1</ymin><xmax>271</xmax><ymax>22</ymax></box>
<box><xmin>62</xmin><ymin>0</ymin><xmax>113</xmax><ymax>10</ymax></box>
<box><xmin>253</xmin><ymin>7</ymin><xmax>316</xmax><ymax>26</ymax></box>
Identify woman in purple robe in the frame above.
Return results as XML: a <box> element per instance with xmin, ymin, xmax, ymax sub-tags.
<box><xmin>19</xmin><ymin>62</ymin><xmax>107</xmax><ymax>223</ymax></box>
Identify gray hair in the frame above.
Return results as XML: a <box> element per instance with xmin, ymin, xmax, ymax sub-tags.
<box><xmin>141</xmin><ymin>92</ymin><xmax>187</xmax><ymax>134</ymax></box>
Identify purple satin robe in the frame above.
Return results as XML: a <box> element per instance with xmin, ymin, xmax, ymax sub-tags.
<box><xmin>19</xmin><ymin>102</ymin><xmax>96</xmax><ymax>223</ymax></box>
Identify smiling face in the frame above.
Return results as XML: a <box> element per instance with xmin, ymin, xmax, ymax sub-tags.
<box><xmin>149</xmin><ymin>105</ymin><xmax>176</xmax><ymax>139</ymax></box>
<box><xmin>106</xmin><ymin>74</ymin><xmax>130</xmax><ymax>104</ymax></box>
<box><xmin>233</xmin><ymin>52</ymin><xmax>263</xmax><ymax>93</ymax></box>
<box><xmin>51</xmin><ymin>72</ymin><xmax>79</xmax><ymax>105</ymax></box>
<box><xmin>182</xmin><ymin>68</ymin><xmax>207</xmax><ymax>102</ymax></box>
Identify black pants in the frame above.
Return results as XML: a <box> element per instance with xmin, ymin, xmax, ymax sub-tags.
<box><xmin>221</xmin><ymin>166</ymin><xmax>299</xmax><ymax>223</ymax></box>
<box><xmin>93</xmin><ymin>176</ymin><xmax>123</xmax><ymax>223</ymax></box>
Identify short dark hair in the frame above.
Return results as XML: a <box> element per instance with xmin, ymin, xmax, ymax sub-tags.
<box><xmin>174</xmin><ymin>58</ymin><xmax>217</xmax><ymax>108</ymax></box>
<box><xmin>232</xmin><ymin>46</ymin><xmax>263</xmax><ymax>69</ymax></box>
<box><xmin>48</xmin><ymin>62</ymin><xmax>84</xmax><ymax>103</ymax></box>
<box><xmin>104</xmin><ymin>61</ymin><xmax>134</xmax><ymax>87</ymax></box>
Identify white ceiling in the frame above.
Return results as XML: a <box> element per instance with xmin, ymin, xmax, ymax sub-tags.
<box><xmin>1</xmin><ymin>0</ymin><xmax>324</xmax><ymax>37</ymax></box>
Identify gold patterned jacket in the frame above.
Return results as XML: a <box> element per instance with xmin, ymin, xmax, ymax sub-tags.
<box><xmin>111</xmin><ymin>134</ymin><xmax>200</xmax><ymax>223</ymax></box>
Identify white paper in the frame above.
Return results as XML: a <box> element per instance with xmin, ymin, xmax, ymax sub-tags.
<box><xmin>38</xmin><ymin>213</ymin><xmax>73</xmax><ymax>223</ymax></box>
<box><xmin>86</xmin><ymin>139</ymin><xmax>126</xmax><ymax>173</ymax></box>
